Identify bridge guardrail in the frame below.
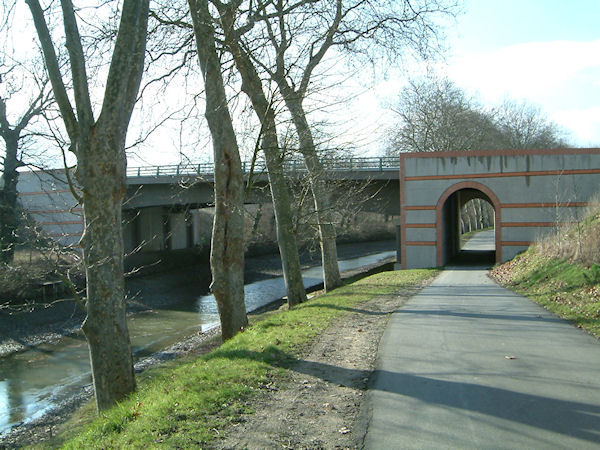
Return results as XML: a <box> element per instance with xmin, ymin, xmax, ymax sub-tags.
<box><xmin>127</xmin><ymin>156</ymin><xmax>399</xmax><ymax>178</ymax></box>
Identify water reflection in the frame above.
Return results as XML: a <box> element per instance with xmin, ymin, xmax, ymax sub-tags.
<box><xmin>0</xmin><ymin>250</ymin><xmax>394</xmax><ymax>435</ymax></box>
<box><xmin>5</xmin><ymin>378</ymin><xmax>24</xmax><ymax>426</ymax></box>
<box><xmin>0</xmin><ymin>334</ymin><xmax>92</xmax><ymax>433</ymax></box>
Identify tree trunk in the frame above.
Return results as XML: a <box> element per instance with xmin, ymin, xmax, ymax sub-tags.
<box><xmin>0</xmin><ymin>132</ymin><xmax>19</xmax><ymax>263</ymax></box>
<box><xmin>487</xmin><ymin>203</ymin><xmax>494</xmax><ymax>228</ymax></box>
<box><xmin>282</xmin><ymin>94</ymin><xmax>341</xmax><ymax>291</ymax></box>
<box><xmin>259</xmin><ymin>133</ymin><xmax>307</xmax><ymax>306</ymax></box>
<box><xmin>78</xmin><ymin>132</ymin><xmax>136</xmax><ymax>411</ymax></box>
<box><xmin>474</xmin><ymin>199</ymin><xmax>483</xmax><ymax>229</ymax></box>
<box><xmin>251</xmin><ymin>203</ymin><xmax>264</xmax><ymax>242</ymax></box>
<box><xmin>27</xmin><ymin>0</ymin><xmax>149</xmax><ymax>411</ymax></box>
<box><xmin>219</xmin><ymin>8</ymin><xmax>306</xmax><ymax>306</ymax></box>
<box><xmin>470</xmin><ymin>201</ymin><xmax>478</xmax><ymax>230</ymax></box>
<box><xmin>188</xmin><ymin>0</ymin><xmax>247</xmax><ymax>340</ymax></box>
<box><xmin>465</xmin><ymin>209</ymin><xmax>472</xmax><ymax>232</ymax></box>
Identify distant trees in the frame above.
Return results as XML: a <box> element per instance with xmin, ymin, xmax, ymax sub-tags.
<box><xmin>386</xmin><ymin>76</ymin><xmax>569</xmax><ymax>154</ymax></box>
<box><xmin>493</xmin><ymin>99</ymin><xmax>569</xmax><ymax>150</ymax></box>
<box><xmin>460</xmin><ymin>198</ymin><xmax>494</xmax><ymax>235</ymax></box>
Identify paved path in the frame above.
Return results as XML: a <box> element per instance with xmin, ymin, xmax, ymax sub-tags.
<box><xmin>363</xmin><ymin>266</ymin><xmax>600</xmax><ymax>449</ymax></box>
<box><xmin>462</xmin><ymin>229</ymin><xmax>495</xmax><ymax>251</ymax></box>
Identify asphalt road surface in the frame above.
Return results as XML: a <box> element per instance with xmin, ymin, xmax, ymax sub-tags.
<box><xmin>462</xmin><ymin>229</ymin><xmax>495</xmax><ymax>251</ymax></box>
<box><xmin>363</xmin><ymin>245</ymin><xmax>600</xmax><ymax>448</ymax></box>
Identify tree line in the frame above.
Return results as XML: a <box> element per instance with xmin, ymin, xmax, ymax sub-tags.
<box><xmin>385</xmin><ymin>75</ymin><xmax>569</xmax><ymax>155</ymax></box>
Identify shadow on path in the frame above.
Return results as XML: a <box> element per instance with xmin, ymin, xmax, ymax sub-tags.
<box><xmin>396</xmin><ymin>308</ymin><xmax>565</xmax><ymax>323</ymax></box>
<box><xmin>372</xmin><ymin>369</ymin><xmax>600</xmax><ymax>443</ymax></box>
<box><xmin>300</xmin><ymin>302</ymin><xmax>389</xmax><ymax>316</ymax></box>
<box><xmin>206</xmin><ymin>347</ymin><xmax>600</xmax><ymax>444</ymax></box>
<box><xmin>448</xmin><ymin>250</ymin><xmax>495</xmax><ymax>269</ymax></box>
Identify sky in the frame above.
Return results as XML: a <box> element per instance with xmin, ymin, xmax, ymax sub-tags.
<box><xmin>429</xmin><ymin>0</ymin><xmax>600</xmax><ymax>146</ymax></box>
<box><xmin>102</xmin><ymin>0</ymin><xmax>600</xmax><ymax>164</ymax></box>
<box><xmin>5</xmin><ymin>1</ymin><xmax>600</xmax><ymax>168</ymax></box>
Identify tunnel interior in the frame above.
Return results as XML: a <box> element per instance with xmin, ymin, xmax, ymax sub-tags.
<box><xmin>441</xmin><ymin>188</ymin><xmax>496</xmax><ymax>267</ymax></box>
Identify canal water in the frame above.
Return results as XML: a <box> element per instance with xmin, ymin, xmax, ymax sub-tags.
<box><xmin>0</xmin><ymin>250</ymin><xmax>394</xmax><ymax>435</ymax></box>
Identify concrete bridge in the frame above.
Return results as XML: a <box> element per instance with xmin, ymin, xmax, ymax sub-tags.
<box><xmin>17</xmin><ymin>149</ymin><xmax>600</xmax><ymax>264</ymax></box>
<box><xmin>16</xmin><ymin>157</ymin><xmax>400</xmax><ymax>253</ymax></box>
<box><xmin>400</xmin><ymin>148</ymin><xmax>600</xmax><ymax>269</ymax></box>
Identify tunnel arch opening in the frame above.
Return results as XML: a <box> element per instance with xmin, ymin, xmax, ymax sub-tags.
<box><xmin>435</xmin><ymin>182</ymin><xmax>501</xmax><ymax>267</ymax></box>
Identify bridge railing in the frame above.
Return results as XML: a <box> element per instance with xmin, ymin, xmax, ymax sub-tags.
<box><xmin>127</xmin><ymin>156</ymin><xmax>399</xmax><ymax>178</ymax></box>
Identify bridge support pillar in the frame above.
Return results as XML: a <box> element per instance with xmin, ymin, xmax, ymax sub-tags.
<box><xmin>394</xmin><ymin>224</ymin><xmax>402</xmax><ymax>270</ymax></box>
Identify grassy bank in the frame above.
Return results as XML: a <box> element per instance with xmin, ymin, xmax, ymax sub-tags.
<box><xmin>54</xmin><ymin>269</ymin><xmax>437</xmax><ymax>449</ymax></box>
<box><xmin>491</xmin><ymin>209</ymin><xmax>600</xmax><ymax>338</ymax></box>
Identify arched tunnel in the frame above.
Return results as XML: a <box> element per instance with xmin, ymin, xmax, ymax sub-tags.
<box><xmin>438</xmin><ymin>185</ymin><xmax>499</xmax><ymax>267</ymax></box>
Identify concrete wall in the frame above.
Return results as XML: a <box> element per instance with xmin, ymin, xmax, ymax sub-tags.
<box><xmin>17</xmin><ymin>169</ymin><xmax>83</xmax><ymax>247</ymax></box>
<box><xmin>137</xmin><ymin>207</ymin><xmax>165</xmax><ymax>251</ymax></box>
<box><xmin>124</xmin><ymin>181</ymin><xmax>214</xmax><ymax>210</ymax></box>
<box><xmin>400</xmin><ymin>149</ymin><xmax>600</xmax><ymax>269</ymax></box>
<box><xmin>170</xmin><ymin>212</ymin><xmax>189</xmax><ymax>250</ymax></box>
<box><xmin>17</xmin><ymin>170</ymin><xmax>201</xmax><ymax>254</ymax></box>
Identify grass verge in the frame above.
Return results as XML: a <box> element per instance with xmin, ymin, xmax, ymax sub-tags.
<box><xmin>491</xmin><ymin>249</ymin><xmax>600</xmax><ymax>338</ymax></box>
<box><xmin>53</xmin><ymin>269</ymin><xmax>438</xmax><ymax>449</ymax></box>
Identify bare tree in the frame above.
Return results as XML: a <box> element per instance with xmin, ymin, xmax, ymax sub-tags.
<box><xmin>26</xmin><ymin>0</ymin><xmax>150</xmax><ymax>411</ymax></box>
<box><xmin>224</xmin><ymin>0</ymin><xmax>456</xmax><ymax>290</ymax></box>
<box><xmin>188</xmin><ymin>0</ymin><xmax>248</xmax><ymax>339</ymax></box>
<box><xmin>216</xmin><ymin>0</ymin><xmax>307</xmax><ymax>306</ymax></box>
<box><xmin>0</xmin><ymin>62</ymin><xmax>52</xmax><ymax>262</ymax></box>
<box><xmin>248</xmin><ymin>0</ymin><xmax>345</xmax><ymax>291</ymax></box>
<box><xmin>493</xmin><ymin>99</ymin><xmax>569</xmax><ymax>149</ymax></box>
<box><xmin>386</xmin><ymin>76</ymin><xmax>499</xmax><ymax>154</ymax></box>
<box><xmin>147</xmin><ymin>1</ymin><xmax>307</xmax><ymax>307</ymax></box>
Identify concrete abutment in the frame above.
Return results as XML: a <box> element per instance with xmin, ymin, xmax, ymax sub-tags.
<box><xmin>400</xmin><ymin>148</ymin><xmax>600</xmax><ymax>269</ymax></box>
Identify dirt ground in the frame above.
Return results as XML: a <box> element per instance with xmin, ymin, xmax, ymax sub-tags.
<box><xmin>212</xmin><ymin>282</ymin><xmax>429</xmax><ymax>449</ymax></box>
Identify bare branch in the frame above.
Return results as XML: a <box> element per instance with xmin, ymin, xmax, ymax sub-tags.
<box><xmin>60</xmin><ymin>0</ymin><xmax>94</xmax><ymax>128</ymax></box>
<box><xmin>99</xmin><ymin>0</ymin><xmax>150</xmax><ymax>133</ymax></box>
<box><xmin>25</xmin><ymin>0</ymin><xmax>78</xmax><ymax>141</ymax></box>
